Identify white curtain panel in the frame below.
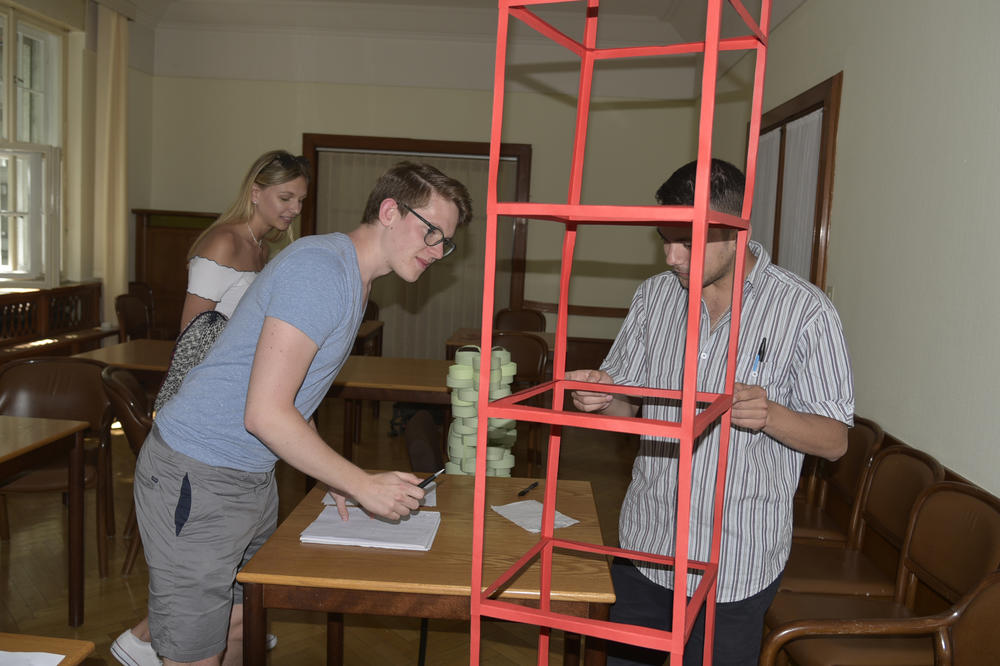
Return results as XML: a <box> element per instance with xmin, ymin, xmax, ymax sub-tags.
<box><xmin>778</xmin><ymin>108</ymin><xmax>823</xmax><ymax>281</ymax></box>
<box><xmin>315</xmin><ymin>150</ymin><xmax>516</xmax><ymax>359</ymax></box>
<box><xmin>94</xmin><ymin>4</ymin><xmax>129</xmax><ymax>321</ymax></box>
<box><xmin>750</xmin><ymin>128</ymin><xmax>781</xmax><ymax>254</ymax></box>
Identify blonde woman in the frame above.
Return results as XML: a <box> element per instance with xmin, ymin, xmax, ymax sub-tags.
<box><xmin>179</xmin><ymin>149</ymin><xmax>310</xmax><ymax>330</ymax></box>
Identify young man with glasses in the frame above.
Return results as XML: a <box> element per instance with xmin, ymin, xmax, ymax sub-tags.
<box><xmin>567</xmin><ymin>158</ymin><xmax>853</xmax><ymax>666</ymax></box>
<box><xmin>132</xmin><ymin>161</ymin><xmax>472</xmax><ymax>666</ymax></box>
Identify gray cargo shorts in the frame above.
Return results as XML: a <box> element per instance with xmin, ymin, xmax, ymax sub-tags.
<box><xmin>134</xmin><ymin>426</ymin><xmax>277</xmax><ymax>663</ymax></box>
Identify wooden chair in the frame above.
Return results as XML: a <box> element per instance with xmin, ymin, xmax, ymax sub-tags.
<box><xmin>493</xmin><ymin>331</ymin><xmax>549</xmax><ymax>475</ymax></box>
<box><xmin>101</xmin><ymin>365</ymin><xmax>153</xmax><ymax>575</ymax></box>
<box><xmin>793</xmin><ymin>416</ymin><xmax>885</xmax><ymax>545</ymax></box>
<box><xmin>494</xmin><ymin>307</ymin><xmax>546</xmax><ymax>332</ymax></box>
<box><xmin>115</xmin><ymin>293</ymin><xmax>151</xmax><ymax>342</ymax></box>
<box><xmin>777</xmin><ymin>445</ymin><xmax>945</xmax><ymax>598</ymax></box>
<box><xmin>404</xmin><ymin>408</ymin><xmax>444</xmax><ymax>666</ymax></box>
<box><xmin>762</xmin><ymin>481</ymin><xmax>1000</xmax><ymax>666</ymax></box>
<box><xmin>0</xmin><ymin>357</ymin><xmax>114</xmax><ymax>577</ymax></box>
<box><xmin>129</xmin><ymin>280</ymin><xmax>172</xmax><ymax>339</ymax></box>
<box><xmin>762</xmin><ymin>569</ymin><xmax>1000</xmax><ymax>666</ymax></box>
<box><xmin>362</xmin><ymin>300</ymin><xmax>380</xmax><ymax>416</ymax></box>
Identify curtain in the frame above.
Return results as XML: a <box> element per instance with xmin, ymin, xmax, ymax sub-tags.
<box><xmin>315</xmin><ymin>150</ymin><xmax>517</xmax><ymax>359</ymax></box>
<box><xmin>778</xmin><ymin>108</ymin><xmax>823</xmax><ymax>281</ymax></box>
<box><xmin>750</xmin><ymin>127</ymin><xmax>781</xmax><ymax>254</ymax></box>
<box><xmin>93</xmin><ymin>4</ymin><xmax>129</xmax><ymax>323</ymax></box>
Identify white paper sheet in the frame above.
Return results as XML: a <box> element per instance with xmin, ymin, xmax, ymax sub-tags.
<box><xmin>0</xmin><ymin>652</ymin><xmax>65</xmax><ymax>666</ymax></box>
<box><xmin>300</xmin><ymin>506</ymin><xmax>441</xmax><ymax>551</ymax></box>
<box><xmin>490</xmin><ymin>500</ymin><xmax>579</xmax><ymax>534</ymax></box>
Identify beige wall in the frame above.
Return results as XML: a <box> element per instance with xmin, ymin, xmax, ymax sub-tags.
<box><xmin>716</xmin><ymin>0</ymin><xmax>1000</xmax><ymax>494</ymax></box>
<box><xmin>137</xmin><ymin>76</ymin><xmax>698</xmax><ymax>339</ymax></box>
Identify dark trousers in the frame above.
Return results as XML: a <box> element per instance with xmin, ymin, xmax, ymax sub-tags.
<box><xmin>606</xmin><ymin>558</ymin><xmax>781</xmax><ymax>666</ymax></box>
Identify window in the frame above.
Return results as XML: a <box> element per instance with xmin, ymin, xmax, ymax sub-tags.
<box><xmin>0</xmin><ymin>9</ymin><xmax>62</xmax><ymax>286</ymax></box>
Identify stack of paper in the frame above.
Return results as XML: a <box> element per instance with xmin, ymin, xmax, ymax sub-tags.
<box><xmin>300</xmin><ymin>506</ymin><xmax>441</xmax><ymax>551</ymax></box>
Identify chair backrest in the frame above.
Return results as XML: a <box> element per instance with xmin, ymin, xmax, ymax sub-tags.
<box><xmin>493</xmin><ymin>331</ymin><xmax>549</xmax><ymax>387</ymax></box>
<box><xmin>818</xmin><ymin>415</ymin><xmax>885</xmax><ymax>508</ymax></box>
<box><xmin>128</xmin><ymin>281</ymin><xmax>155</xmax><ymax>320</ymax></box>
<box><xmin>363</xmin><ymin>299</ymin><xmax>379</xmax><ymax>321</ymax></box>
<box><xmin>405</xmin><ymin>409</ymin><xmax>444</xmax><ymax>473</ymax></box>
<box><xmin>0</xmin><ymin>357</ymin><xmax>113</xmax><ymax>443</ymax></box>
<box><xmin>101</xmin><ymin>366</ymin><xmax>154</xmax><ymax>457</ymax></box>
<box><xmin>945</xmin><ymin>569</ymin><xmax>1000</xmax><ymax>665</ymax></box>
<box><xmin>494</xmin><ymin>307</ymin><xmax>546</xmax><ymax>332</ymax></box>
<box><xmin>115</xmin><ymin>293</ymin><xmax>150</xmax><ymax>343</ymax></box>
<box><xmin>897</xmin><ymin>482</ymin><xmax>1000</xmax><ymax>608</ymax></box>
<box><xmin>851</xmin><ymin>445</ymin><xmax>944</xmax><ymax>550</ymax></box>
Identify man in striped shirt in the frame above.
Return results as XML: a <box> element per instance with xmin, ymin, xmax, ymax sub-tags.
<box><xmin>568</xmin><ymin>159</ymin><xmax>854</xmax><ymax>665</ymax></box>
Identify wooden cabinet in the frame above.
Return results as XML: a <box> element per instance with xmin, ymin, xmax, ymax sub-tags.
<box><xmin>133</xmin><ymin>209</ymin><xmax>217</xmax><ymax>339</ymax></box>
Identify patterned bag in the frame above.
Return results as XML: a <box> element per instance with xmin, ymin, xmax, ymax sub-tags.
<box><xmin>154</xmin><ymin>310</ymin><xmax>229</xmax><ymax>412</ymax></box>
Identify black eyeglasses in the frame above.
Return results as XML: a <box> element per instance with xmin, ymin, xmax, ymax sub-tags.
<box><xmin>399</xmin><ymin>203</ymin><xmax>456</xmax><ymax>257</ymax></box>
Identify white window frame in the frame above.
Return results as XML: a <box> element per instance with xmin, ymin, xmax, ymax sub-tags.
<box><xmin>0</xmin><ymin>7</ymin><xmax>63</xmax><ymax>288</ymax></box>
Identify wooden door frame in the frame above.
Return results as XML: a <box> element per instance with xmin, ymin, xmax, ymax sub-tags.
<box><xmin>299</xmin><ymin>133</ymin><xmax>533</xmax><ymax>308</ymax></box>
<box><xmin>757</xmin><ymin>71</ymin><xmax>843</xmax><ymax>289</ymax></box>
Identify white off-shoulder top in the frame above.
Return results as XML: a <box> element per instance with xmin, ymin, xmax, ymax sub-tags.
<box><xmin>186</xmin><ymin>255</ymin><xmax>258</xmax><ymax>318</ymax></box>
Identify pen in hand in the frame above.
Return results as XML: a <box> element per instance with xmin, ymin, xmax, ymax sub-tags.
<box><xmin>417</xmin><ymin>468</ymin><xmax>445</xmax><ymax>489</ymax></box>
<box><xmin>517</xmin><ymin>481</ymin><xmax>539</xmax><ymax>497</ymax></box>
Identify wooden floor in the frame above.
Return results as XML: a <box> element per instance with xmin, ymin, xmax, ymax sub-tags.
<box><xmin>0</xmin><ymin>397</ymin><xmax>637</xmax><ymax>664</ymax></box>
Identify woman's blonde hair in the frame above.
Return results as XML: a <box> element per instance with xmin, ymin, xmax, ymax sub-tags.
<box><xmin>187</xmin><ymin>149</ymin><xmax>311</xmax><ymax>259</ymax></box>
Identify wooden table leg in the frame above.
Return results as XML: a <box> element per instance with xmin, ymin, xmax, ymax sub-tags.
<box><xmin>583</xmin><ymin>604</ymin><xmax>609</xmax><ymax>666</ymax></box>
<box><xmin>342</xmin><ymin>399</ymin><xmax>359</xmax><ymax>462</ymax></box>
<box><xmin>68</xmin><ymin>431</ymin><xmax>84</xmax><ymax>626</ymax></box>
<box><xmin>564</xmin><ymin>632</ymin><xmax>581</xmax><ymax>666</ymax></box>
<box><xmin>327</xmin><ymin>612</ymin><xmax>344</xmax><ymax>666</ymax></box>
<box><xmin>242</xmin><ymin>583</ymin><xmax>267</xmax><ymax>666</ymax></box>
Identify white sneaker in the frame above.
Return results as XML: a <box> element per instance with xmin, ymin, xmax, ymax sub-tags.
<box><xmin>110</xmin><ymin>629</ymin><xmax>162</xmax><ymax>666</ymax></box>
<box><xmin>266</xmin><ymin>632</ymin><xmax>278</xmax><ymax>650</ymax></box>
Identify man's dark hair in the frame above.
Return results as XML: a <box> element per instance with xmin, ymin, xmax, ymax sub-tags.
<box><xmin>654</xmin><ymin>158</ymin><xmax>745</xmax><ymax>216</ymax></box>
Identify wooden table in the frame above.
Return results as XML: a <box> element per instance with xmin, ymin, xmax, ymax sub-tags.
<box><xmin>72</xmin><ymin>338</ymin><xmax>174</xmax><ymax>372</ymax></box>
<box><xmin>0</xmin><ymin>632</ymin><xmax>95</xmax><ymax>665</ymax></box>
<box><xmin>238</xmin><ymin>475</ymin><xmax>614</xmax><ymax>665</ymax></box>
<box><xmin>327</xmin><ymin>356</ymin><xmax>453</xmax><ymax>461</ymax></box>
<box><xmin>73</xmin><ymin>322</ymin><xmax>385</xmax><ymax>374</ymax></box>
<box><xmin>0</xmin><ymin>416</ymin><xmax>90</xmax><ymax>626</ymax></box>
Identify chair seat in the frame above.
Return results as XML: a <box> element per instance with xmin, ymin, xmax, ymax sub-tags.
<box><xmin>784</xmin><ymin>633</ymin><xmax>935</xmax><ymax>666</ymax></box>
<box><xmin>0</xmin><ymin>464</ymin><xmax>98</xmax><ymax>493</ymax></box>
<box><xmin>768</xmin><ymin>592</ymin><xmax>912</xmax><ymax>630</ymax></box>
<box><xmin>793</xmin><ymin>503</ymin><xmax>849</xmax><ymax>543</ymax></box>
<box><xmin>780</xmin><ymin>542</ymin><xmax>895</xmax><ymax>596</ymax></box>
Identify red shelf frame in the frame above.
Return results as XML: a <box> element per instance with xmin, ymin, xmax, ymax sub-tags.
<box><xmin>470</xmin><ymin>0</ymin><xmax>772</xmax><ymax>663</ymax></box>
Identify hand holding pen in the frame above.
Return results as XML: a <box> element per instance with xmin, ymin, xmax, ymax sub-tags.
<box><xmin>732</xmin><ymin>336</ymin><xmax>770</xmax><ymax>431</ymax></box>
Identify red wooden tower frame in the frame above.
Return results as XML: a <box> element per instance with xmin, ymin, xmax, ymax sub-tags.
<box><xmin>470</xmin><ymin>0</ymin><xmax>772</xmax><ymax>663</ymax></box>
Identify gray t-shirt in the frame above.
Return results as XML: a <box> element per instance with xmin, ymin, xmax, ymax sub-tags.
<box><xmin>156</xmin><ymin>233</ymin><xmax>364</xmax><ymax>472</ymax></box>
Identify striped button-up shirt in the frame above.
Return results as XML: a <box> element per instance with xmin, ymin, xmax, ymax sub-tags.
<box><xmin>602</xmin><ymin>241</ymin><xmax>853</xmax><ymax>602</ymax></box>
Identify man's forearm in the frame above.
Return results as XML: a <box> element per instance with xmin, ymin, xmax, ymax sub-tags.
<box><xmin>763</xmin><ymin>403</ymin><xmax>848</xmax><ymax>461</ymax></box>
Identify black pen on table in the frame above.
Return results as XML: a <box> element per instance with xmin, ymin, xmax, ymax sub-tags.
<box><xmin>417</xmin><ymin>468</ymin><xmax>445</xmax><ymax>489</ymax></box>
<box><xmin>517</xmin><ymin>481</ymin><xmax>539</xmax><ymax>497</ymax></box>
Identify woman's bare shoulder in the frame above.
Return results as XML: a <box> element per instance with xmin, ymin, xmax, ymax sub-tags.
<box><xmin>192</xmin><ymin>224</ymin><xmax>244</xmax><ymax>267</ymax></box>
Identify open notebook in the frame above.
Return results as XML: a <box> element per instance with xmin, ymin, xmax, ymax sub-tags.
<box><xmin>300</xmin><ymin>506</ymin><xmax>441</xmax><ymax>551</ymax></box>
